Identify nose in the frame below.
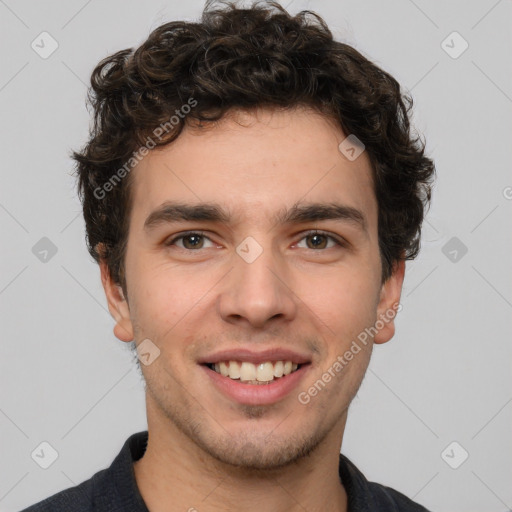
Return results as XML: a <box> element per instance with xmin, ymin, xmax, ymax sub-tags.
<box><xmin>218</xmin><ymin>241</ymin><xmax>297</xmax><ymax>329</ymax></box>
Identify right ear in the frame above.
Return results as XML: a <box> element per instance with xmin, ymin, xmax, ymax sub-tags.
<box><xmin>98</xmin><ymin>249</ymin><xmax>134</xmax><ymax>343</ymax></box>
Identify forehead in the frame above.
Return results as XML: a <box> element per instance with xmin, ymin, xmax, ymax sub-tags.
<box><xmin>129</xmin><ymin>107</ymin><xmax>377</xmax><ymax>230</ymax></box>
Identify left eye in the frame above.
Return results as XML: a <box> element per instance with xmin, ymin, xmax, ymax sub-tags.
<box><xmin>296</xmin><ymin>231</ymin><xmax>342</xmax><ymax>250</ymax></box>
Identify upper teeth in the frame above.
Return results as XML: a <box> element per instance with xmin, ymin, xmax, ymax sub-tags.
<box><xmin>213</xmin><ymin>361</ymin><xmax>299</xmax><ymax>382</ymax></box>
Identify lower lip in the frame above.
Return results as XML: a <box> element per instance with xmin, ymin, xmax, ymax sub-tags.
<box><xmin>202</xmin><ymin>364</ymin><xmax>311</xmax><ymax>406</ymax></box>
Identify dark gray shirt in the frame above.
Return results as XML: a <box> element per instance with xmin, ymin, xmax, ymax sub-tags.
<box><xmin>21</xmin><ymin>431</ymin><xmax>431</xmax><ymax>511</ymax></box>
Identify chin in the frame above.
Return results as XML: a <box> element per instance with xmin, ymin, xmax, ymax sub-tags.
<box><xmin>196</xmin><ymin>428</ymin><xmax>324</xmax><ymax>472</ymax></box>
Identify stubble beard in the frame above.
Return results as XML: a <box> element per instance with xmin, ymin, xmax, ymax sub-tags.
<box><xmin>147</xmin><ymin>380</ymin><xmax>344</xmax><ymax>474</ymax></box>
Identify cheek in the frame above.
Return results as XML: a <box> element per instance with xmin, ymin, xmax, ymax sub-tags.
<box><xmin>127</xmin><ymin>264</ymin><xmax>190</xmax><ymax>337</ymax></box>
<box><xmin>297</xmin><ymin>270</ymin><xmax>380</xmax><ymax>337</ymax></box>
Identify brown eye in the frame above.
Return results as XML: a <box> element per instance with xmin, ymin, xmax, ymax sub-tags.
<box><xmin>181</xmin><ymin>234</ymin><xmax>204</xmax><ymax>249</ymax></box>
<box><xmin>296</xmin><ymin>231</ymin><xmax>343</xmax><ymax>250</ymax></box>
<box><xmin>166</xmin><ymin>232</ymin><xmax>213</xmax><ymax>250</ymax></box>
<box><xmin>306</xmin><ymin>233</ymin><xmax>328</xmax><ymax>249</ymax></box>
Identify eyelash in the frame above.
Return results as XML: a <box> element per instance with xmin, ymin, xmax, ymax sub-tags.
<box><xmin>165</xmin><ymin>230</ymin><xmax>346</xmax><ymax>250</ymax></box>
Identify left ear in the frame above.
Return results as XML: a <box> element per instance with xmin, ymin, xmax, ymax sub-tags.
<box><xmin>373</xmin><ymin>258</ymin><xmax>406</xmax><ymax>344</ymax></box>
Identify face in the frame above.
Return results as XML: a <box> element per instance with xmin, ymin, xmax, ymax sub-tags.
<box><xmin>102</xmin><ymin>106</ymin><xmax>404</xmax><ymax>470</ymax></box>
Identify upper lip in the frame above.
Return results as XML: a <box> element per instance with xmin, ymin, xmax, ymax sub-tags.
<box><xmin>198</xmin><ymin>348</ymin><xmax>312</xmax><ymax>365</ymax></box>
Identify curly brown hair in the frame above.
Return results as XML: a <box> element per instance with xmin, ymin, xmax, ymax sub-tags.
<box><xmin>72</xmin><ymin>0</ymin><xmax>435</xmax><ymax>296</ymax></box>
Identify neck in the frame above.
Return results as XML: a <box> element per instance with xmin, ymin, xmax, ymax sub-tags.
<box><xmin>134</xmin><ymin>402</ymin><xmax>348</xmax><ymax>512</ymax></box>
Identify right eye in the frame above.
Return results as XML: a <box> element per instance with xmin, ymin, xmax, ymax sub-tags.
<box><xmin>165</xmin><ymin>231</ymin><xmax>215</xmax><ymax>250</ymax></box>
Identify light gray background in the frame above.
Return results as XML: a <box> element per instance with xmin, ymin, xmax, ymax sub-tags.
<box><xmin>1</xmin><ymin>1</ymin><xmax>511</xmax><ymax>511</ymax></box>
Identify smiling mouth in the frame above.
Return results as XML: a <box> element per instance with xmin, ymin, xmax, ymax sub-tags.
<box><xmin>204</xmin><ymin>360</ymin><xmax>303</xmax><ymax>385</ymax></box>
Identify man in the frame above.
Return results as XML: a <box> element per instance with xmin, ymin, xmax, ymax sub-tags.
<box><xmin>23</xmin><ymin>1</ymin><xmax>435</xmax><ymax>510</ymax></box>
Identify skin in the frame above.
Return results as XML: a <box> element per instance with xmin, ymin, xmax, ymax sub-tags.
<box><xmin>100</xmin><ymin>106</ymin><xmax>405</xmax><ymax>512</ymax></box>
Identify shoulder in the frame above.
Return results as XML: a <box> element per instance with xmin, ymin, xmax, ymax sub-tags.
<box><xmin>19</xmin><ymin>469</ymin><xmax>105</xmax><ymax>511</ymax></box>
<box><xmin>20</xmin><ymin>431</ymin><xmax>148</xmax><ymax>512</ymax></box>
<box><xmin>339</xmin><ymin>453</ymin><xmax>432</xmax><ymax>511</ymax></box>
<box><xmin>365</xmin><ymin>480</ymin><xmax>431</xmax><ymax>511</ymax></box>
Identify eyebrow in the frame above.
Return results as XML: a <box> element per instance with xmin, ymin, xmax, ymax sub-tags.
<box><xmin>143</xmin><ymin>201</ymin><xmax>367</xmax><ymax>233</ymax></box>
